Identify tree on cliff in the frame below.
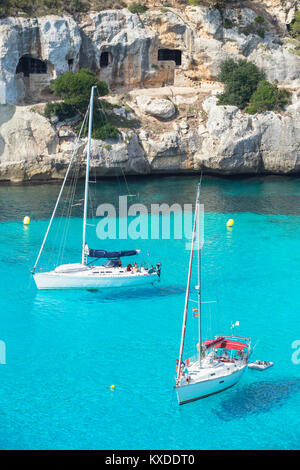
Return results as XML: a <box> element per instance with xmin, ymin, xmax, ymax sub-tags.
<box><xmin>217</xmin><ymin>59</ymin><xmax>265</xmax><ymax>109</ymax></box>
<box><xmin>45</xmin><ymin>69</ymin><xmax>119</xmax><ymax>140</ymax></box>
<box><xmin>290</xmin><ymin>11</ymin><xmax>300</xmax><ymax>39</ymax></box>
<box><xmin>246</xmin><ymin>80</ymin><xmax>291</xmax><ymax>114</ymax></box>
<box><xmin>217</xmin><ymin>59</ymin><xmax>291</xmax><ymax>114</ymax></box>
<box><xmin>49</xmin><ymin>68</ymin><xmax>108</xmax><ymax>116</ymax></box>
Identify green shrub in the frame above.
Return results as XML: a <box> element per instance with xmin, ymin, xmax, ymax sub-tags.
<box><xmin>290</xmin><ymin>11</ymin><xmax>300</xmax><ymax>39</ymax></box>
<box><xmin>92</xmin><ymin>122</ymin><xmax>119</xmax><ymax>140</ymax></box>
<box><xmin>77</xmin><ymin>107</ymin><xmax>120</xmax><ymax>140</ymax></box>
<box><xmin>128</xmin><ymin>2</ymin><xmax>148</xmax><ymax>13</ymax></box>
<box><xmin>47</xmin><ymin>68</ymin><xmax>119</xmax><ymax>140</ymax></box>
<box><xmin>256</xmin><ymin>27</ymin><xmax>265</xmax><ymax>38</ymax></box>
<box><xmin>0</xmin><ymin>0</ymin><xmax>126</xmax><ymax>18</ymax></box>
<box><xmin>255</xmin><ymin>16</ymin><xmax>265</xmax><ymax>24</ymax></box>
<box><xmin>50</xmin><ymin>68</ymin><xmax>108</xmax><ymax>116</ymax></box>
<box><xmin>188</xmin><ymin>0</ymin><xmax>204</xmax><ymax>5</ymax></box>
<box><xmin>217</xmin><ymin>58</ymin><xmax>265</xmax><ymax>109</ymax></box>
<box><xmin>223</xmin><ymin>18</ymin><xmax>234</xmax><ymax>29</ymax></box>
<box><xmin>44</xmin><ymin>102</ymin><xmax>77</xmax><ymax>121</ymax></box>
<box><xmin>246</xmin><ymin>80</ymin><xmax>291</xmax><ymax>114</ymax></box>
<box><xmin>240</xmin><ymin>20</ymin><xmax>267</xmax><ymax>38</ymax></box>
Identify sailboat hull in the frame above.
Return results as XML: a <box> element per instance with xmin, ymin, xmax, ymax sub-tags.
<box><xmin>33</xmin><ymin>271</ymin><xmax>159</xmax><ymax>290</ymax></box>
<box><xmin>175</xmin><ymin>365</ymin><xmax>246</xmax><ymax>405</ymax></box>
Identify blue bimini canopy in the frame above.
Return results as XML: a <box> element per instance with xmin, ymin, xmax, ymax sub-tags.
<box><xmin>88</xmin><ymin>249</ymin><xmax>139</xmax><ymax>259</ymax></box>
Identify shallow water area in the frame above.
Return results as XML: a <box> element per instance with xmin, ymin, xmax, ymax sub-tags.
<box><xmin>0</xmin><ymin>175</ymin><xmax>299</xmax><ymax>449</ymax></box>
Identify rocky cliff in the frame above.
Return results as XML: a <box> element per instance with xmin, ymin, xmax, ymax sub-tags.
<box><xmin>0</xmin><ymin>1</ymin><xmax>299</xmax><ymax>181</ymax></box>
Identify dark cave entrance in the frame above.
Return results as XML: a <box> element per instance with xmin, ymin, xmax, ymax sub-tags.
<box><xmin>16</xmin><ymin>55</ymin><xmax>48</xmax><ymax>77</ymax></box>
<box><xmin>100</xmin><ymin>52</ymin><xmax>110</xmax><ymax>67</ymax></box>
<box><xmin>158</xmin><ymin>49</ymin><xmax>182</xmax><ymax>66</ymax></box>
<box><xmin>286</xmin><ymin>19</ymin><xmax>296</xmax><ymax>33</ymax></box>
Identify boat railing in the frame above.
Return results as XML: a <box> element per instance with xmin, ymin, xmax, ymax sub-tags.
<box><xmin>215</xmin><ymin>334</ymin><xmax>251</xmax><ymax>342</ymax></box>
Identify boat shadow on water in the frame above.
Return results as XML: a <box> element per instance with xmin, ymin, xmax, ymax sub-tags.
<box><xmin>84</xmin><ymin>284</ymin><xmax>186</xmax><ymax>302</ymax></box>
<box><xmin>33</xmin><ymin>284</ymin><xmax>186</xmax><ymax>304</ymax></box>
<box><xmin>213</xmin><ymin>377</ymin><xmax>300</xmax><ymax>421</ymax></box>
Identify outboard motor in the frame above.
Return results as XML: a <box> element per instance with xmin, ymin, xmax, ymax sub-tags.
<box><xmin>156</xmin><ymin>263</ymin><xmax>162</xmax><ymax>278</ymax></box>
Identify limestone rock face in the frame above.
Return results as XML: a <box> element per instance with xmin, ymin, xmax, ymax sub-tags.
<box><xmin>136</xmin><ymin>96</ymin><xmax>176</xmax><ymax>120</ymax></box>
<box><xmin>0</xmin><ymin>5</ymin><xmax>299</xmax><ymax>179</ymax></box>
<box><xmin>193</xmin><ymin>96</ymin><xmax>300</xmax><ymax>174</ymax></box>
<box><xmin>0</xmin><ymin>15</ymin><xmax>81</xmax><ymax>104</ymax></box>
<box><xmin>249</xmin><ymin>43</ymin><xmax>300</xmax><ymax>84</ymax></box>
<box><xmin>0</xmin><ymin>104</ymin><xmax>58</xmax><ymax>181</ymax></box>
<box><xmin>79</xmin><ymin>9</ymin><xmax>156</xmax><ymax>88</ymax></box>
<box><xmin>1</xmin><ymin>6</ymin><xmax>300</xmax><ymax>104</ymax></box>
<box><xmin>86</xmin><ymin>132</ymin><xmax>151</xmax><ymax>176</ymax></box>
<box><xmin>0</xmin><ymin>104</ymin><xmax>150</xmax><ymax>181</ymax></box>
<box><xmin>0</xmin><ymin>95</ymin><xmax>299</xmax><ymax>181</ymax></box>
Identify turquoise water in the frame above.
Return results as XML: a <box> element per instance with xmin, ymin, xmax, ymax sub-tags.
<box><xmin>0</xmin><ymin>176</ymin><xmax>299</xmax><ymax>449</ymax></box>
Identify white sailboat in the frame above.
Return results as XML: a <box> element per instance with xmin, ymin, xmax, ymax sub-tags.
<box><xmin>32</xmin><ymin>86</ymin><xmax>161</xmax><ymax>290</ymax></box>
<box><xmin>175</xmin><ymin>181</ymin><xmax>251</xmax><ymax>405</ymax></box>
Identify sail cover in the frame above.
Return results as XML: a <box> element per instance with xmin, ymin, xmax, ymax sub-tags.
<box><xmin>203</xmin><ymin>338</ymin><xmax>248</xmax><ymax>351</ymax></box>
<box><xmin>88</xmin><ymin>249</ymin><xmax>138</xmax><ymax>259</ymax></box>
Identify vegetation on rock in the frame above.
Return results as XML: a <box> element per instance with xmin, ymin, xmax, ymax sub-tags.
<box><xmin>217</xmin><ymin>59</ymin><xmax>265</xmax><ymax>109</ymax></box>
<box><xmin>289</xmin><ymin>11</ymin><xmax>300</xmax><ymax>39</ymax></box>
<box><xmin>45</xmin><ymin>68</ymin><xmax>119</xmax><ymax>140</ymax></box>
<box><xmin>0</xmin><ymin>0</ymin><xmax>126</xmax><ymax>18</ymax></box>
<box><xmin>217</xmin><ymin>59</ymin><xmax>291</xmax><ymax>114</ymax></box>
<box><xmin>128</xmin><ymin>2</ymin><xmax>148</xmax><ymax>13</ymax></box>
<box><xmin>246</xmin><ymin>80</ymin><xmax>291</xmax><ymax>114</ymax></box>
<box><xmin>48</xmin><ymin>68</ymin><xmax>108</xmax><ymax>115</ymax></box>
<box><xmin>44</xmin><ymin>102</ymin><xmax>77</xmax><ymax>121</ymax></box>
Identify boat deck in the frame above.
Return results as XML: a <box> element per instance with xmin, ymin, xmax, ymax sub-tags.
<box><xmin>178</xmin><ymin>356</ymin><xmax>247</xmax><ymax>387</ymax></box>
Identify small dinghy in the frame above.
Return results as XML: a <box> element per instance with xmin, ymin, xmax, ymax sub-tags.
<box><xmin>248</xmin><ymin>360</ymin><xmax>273</xmax><ymax>371</ymax></box>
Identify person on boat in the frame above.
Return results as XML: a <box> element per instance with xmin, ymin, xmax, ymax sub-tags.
<box><xmin>117</xmin><ymin>257</ymin><xmax>122</xmax><ymax>267</ymax></box>
<box><xmin>183</xmin><ymin>366</ymin><xmax>190</xmax><ymax>383</ymax></box>
<box><xmin>222</xmin><ymin>350</ymin><xmax>229</xmax><ymax>361</ymax></box>
<box><xmin>132</xmin><ymin>262</ymin><xmax>139</xmax><ymax>273</ymax></box>
<box><xmin>127</xmin><ymin>264</ymin><xmax>132</xmax><ymax>272</ymax></box>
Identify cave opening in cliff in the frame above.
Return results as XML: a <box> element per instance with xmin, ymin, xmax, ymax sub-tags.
<box><xmin>68</xmin><ymin>58</ymin><xmax>74</xmax><ymax>71</ymax></box>
<box><xmin>16</xmin><ymin>55</ymin><xmax>47</xmax><ymax>77</ymax></box>
<box><xmin>286</xmin><ymin>19</ymin><xmax>296</xmax><ymax>33</ymax></box>
<box><xmin>100</xmin><ymin>52</ymin><xmax>110</xmax><ymax>67</ymax></box>
<box><xmin>158</xmin><ymin>49</ymin><xmax>182</xmax><ymax>66</ymax></box>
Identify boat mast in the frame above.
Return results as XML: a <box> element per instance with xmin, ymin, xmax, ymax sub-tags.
<box><xmin>176</xmin><ymin>185</ymin><xmax>200</xmax><ymax>382</ymax></box>
<box><xmin>32</xmin><ymin>110</ymin><xmax>89</xmax><ymax>273</ymax></box>
<box><xmin>197</xmin><ymin>178</ymin><xmax>202</xmax><ymax>368</ymax></box>
<box><xmin>81</xmin><ymin>85</ymin><xmax>96</xmax><ymax>265</ymax></box>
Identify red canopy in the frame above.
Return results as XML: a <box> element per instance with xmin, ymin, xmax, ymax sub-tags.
<box><xmin>203</xmin><ymin>338</ymin><xmax>248</xmax><ymax>351</ymax></box>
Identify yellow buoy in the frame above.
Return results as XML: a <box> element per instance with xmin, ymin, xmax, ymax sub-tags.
<box><xmin>110</xmin><ymin>384</ymin><xmax>115</xmax><ymax>390</ymax></box>
<box><xmin>226</xmin><ymin>218</ymin><xmax>234</xmax><ymax>228</ymax></box>
<box><xmin>23</xmin><ymin>216</ymin><xmax>30</xmax><ymax>225</ymax></box>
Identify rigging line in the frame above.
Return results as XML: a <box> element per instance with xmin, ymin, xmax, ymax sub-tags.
<box><xmin>89</xmin><ymin>106</ymin><xmax>98</xmax><ymax>220</ymax></box>
<box><xmin>177</xmin><ymin>185</ymin><xmax>200</xmax><ymax>382</ymax></box>
<box><xmin>120</xmin><ymin>165</ymin><xmax>133</xmax><ymax>198</ymax></box>
<box><xmin>32</xmin><ymin>110</ymin><xmax>89</xmax><ymax>272</ymax></box>
<box><xmin>114</xmin><ymin>166</ymin><xmax>123</xmax><ymax>194</ymax></box>
<box><xmin>61</xmin><ymin>137</ymin><xmax>83</xmax><ymax>256</ymax></box>
<box><xmin>82</xmin><ymin>87</ymin><xmax>96</xmax><ymax>265</ymax></box>
<box><xmin>57</xmin><ymin>153</ymin><xmax>82</xmax><ymax>266</ymax></box>
<box><xmin>56</xmin><ymin>136</ymin><xmax>83</xmax><ymax>266</ymax></box>
<box><xmin>95</xmin><ymin>88</ymin><xmax>108</xmax><ymax>126</ymax></box>
<box><xmin>56</xmin><ymin>167</ymin><xmax>76</xmax><ymax>266</ymax></box>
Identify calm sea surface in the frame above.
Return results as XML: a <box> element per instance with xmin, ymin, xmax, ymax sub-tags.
<box><xmin>0</xmin><ymin>175</ymin><xmax>299</xmax><ymax>449</ymax></box>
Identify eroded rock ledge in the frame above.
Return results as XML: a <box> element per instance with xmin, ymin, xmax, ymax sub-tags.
<box><xmin>0</xmin><ymin>3</ymin><xmax>299</xmax><ymax>181</ymax></box>
<box><xmin>0</xmin><ymin>89</ymin><xmax>299</xmax><ymax>182</ymax></box>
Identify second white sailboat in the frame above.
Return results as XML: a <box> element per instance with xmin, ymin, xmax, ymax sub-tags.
<box><xmin>175</xmin><ymin>181</ymin><xmax>251</xmax><ymax>404</ymax></box>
